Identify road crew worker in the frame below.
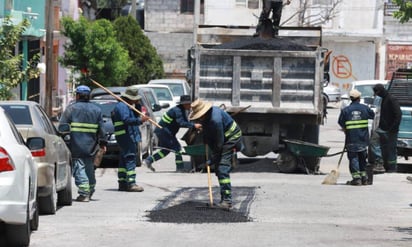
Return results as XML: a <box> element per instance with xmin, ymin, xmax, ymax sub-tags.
<box><xmin>338</xmin><ymin>89</ymin><xmax>375</xmax><ymax>185</ymax></box>
<box><xmin>59</xmin><ymin>85</ymin><xmax>107</xmax><ymax>202</ymax></box>
<box><xmin>111</xmin><ymin>86</ymin><xmax>149</xmax><ymax>192</ymax></box>
<box><xmin>142</xmin><ymin>95</ymin><xmax>202</xmax><ymax>172</ymax></box>
<box><xmin>189</xmin><ymin>99</ymin><xmax>243</xmax><ymax>209</ymax></box>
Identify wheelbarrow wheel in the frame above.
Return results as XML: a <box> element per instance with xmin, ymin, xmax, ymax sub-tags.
<box><xmin>276</xmin><ymin>151</ymin><xmax>298</xmax><ymax>173</ymax></box>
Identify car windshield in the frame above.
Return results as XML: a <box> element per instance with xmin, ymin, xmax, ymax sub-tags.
<box><xmin>163</xmin><ymin>83</ymin><xmax>184</xmax><ymax>96</ymax></box>
<box><xmin>151</xmin><ymin>87</ymin><xmax>173</xmax><ymax>101</ymax></box>
<box><xmin>0</xmin><ymin>105</ymin><xmax>33</xmax><ymax>125</ymax></box>
<box><xmin>93</xmin><ymin>101</ymin><xmax>116</xmax><ymax>117</ymax></box>
<box><xmin>355</xmin><ymin>85</ymin><xmax>375</xmax><ymax>98</ymax></box>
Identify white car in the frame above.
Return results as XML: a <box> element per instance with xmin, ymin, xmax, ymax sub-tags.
<box><xmin>341</xmin><ymin>80</ymin><xmax>389</xmax><ymax>109</ymax></box>
<box><xmin>0</xmin><ymin>107</ymin><xmax>44</xmax><ymax>246</ymax></box>
<box><xmin>323</xmin><ymin>83</ymin><xmax>341</xmax><ymax>103</ymax></box>
<box><xmin>143</xmin><ymin>84</ymin><xmax>177</xmax><ymax>110</ymax></box>
<box><xmin>148</xmin><ymin>79</ymin><xmax>191</xmax><ymax>100</ymax></box>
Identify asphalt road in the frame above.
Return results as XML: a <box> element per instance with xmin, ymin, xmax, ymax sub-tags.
<box><xmin>27</xmin><ymin>106</ymin><xmax>412</xmax><ymax>247</ymax></box>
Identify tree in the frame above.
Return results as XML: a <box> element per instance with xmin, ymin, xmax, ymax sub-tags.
<box><xmin>0</xmin><ymin>17</ymin><xmax>39</xmax><ymax>100</ymax></box>
<box><xmin>113</xmin><ymin>16</ymin><xmax>164</xmax><ymax>85</ymax></box>
<box><xmin>282</xmin><ymin>0</ymin><xmax>343</xmax><ymax>27</ymax></box>
<box><xmin>393</xmin><ymin>0</ymin><xmax>412</xmax><ymax>23</ymax></box>
<box><xmin>59</xmin><ymin>16</ymin><xmax>131</xmax><ymax>87</ymax></box>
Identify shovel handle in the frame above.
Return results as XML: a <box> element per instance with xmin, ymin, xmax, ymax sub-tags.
<box><xmin>205</xmin><ymin>144</ymin><xmax>213</xmax><ymax>206</ymax></box>
<box><xmin>89</xmin><ymin>78</ymin><xmax>162</xmax><ymax>129</ymax></box>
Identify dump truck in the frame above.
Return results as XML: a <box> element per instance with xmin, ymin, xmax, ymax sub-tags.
<box><xmin>188</xmin><ymin>26</ymin><xmax>329</xmax><ymax>173</ymax></box>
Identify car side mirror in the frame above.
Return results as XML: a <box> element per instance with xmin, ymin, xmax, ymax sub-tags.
<box><xmin>152</xmin><ymin>104</ymin><xmax>162</xmax><ymax>112</ymax></box>
<box><xmin>58</xmin><ymin>123</ymin><xmax>71</xmax><ymax>134</ymax></box>
<box><xmin>26</xmin><ymin>137</ymin><xmax>45</xmax><ymax>150</ymax></box>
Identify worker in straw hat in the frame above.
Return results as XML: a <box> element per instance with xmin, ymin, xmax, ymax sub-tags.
<box><xmin>189</xmin><ymin>99</ymin><xmax>243</xmax><ymax>209</ymax></box>
<box><xmin>338</xmin><ymin>89</ymin><xmax>375</xmax><ymax>185</ymax></box>
<box><xmin>142</xmin><ymin>95</ymin><xmax>202</xmax><ymax>172</ymax></box>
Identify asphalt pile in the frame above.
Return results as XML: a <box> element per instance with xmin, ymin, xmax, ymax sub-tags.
<box><xmin>147</xmin><ymin>201</ymin><xmax>250</xmax><ymax>224</ymax></box>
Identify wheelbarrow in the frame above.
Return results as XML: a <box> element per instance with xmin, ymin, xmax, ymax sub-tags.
<box><xmin>276</xmin><ymin>139</ymin><xmax>345</xmax><ymax>174</ymax></box>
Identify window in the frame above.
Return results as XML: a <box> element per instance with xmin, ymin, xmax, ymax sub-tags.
<box><xmin>236</xmin><ymin>0</ymin><xmax>259</xmax><ymax>9</ymax></box>
<box><xmin>181</xmin><ymin>0</ymin><xmax>204</xmax><ymax>14</ymax></box>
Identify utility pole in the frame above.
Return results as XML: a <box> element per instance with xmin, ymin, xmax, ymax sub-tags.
<box><xmin>193</xmin><ymin>0</ymin><xmax>200</xmax><ymax>45</ymax></box>
<box><xmin>45</xmin><ymin>0</ymin><xmax>54</xmax><ymax>116</ymax></box>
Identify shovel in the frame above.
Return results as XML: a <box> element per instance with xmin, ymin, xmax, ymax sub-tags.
<box><xmin>322</xmin><ymin>147</ymin><xmax>345</xmax><ymax>185</ymax></box>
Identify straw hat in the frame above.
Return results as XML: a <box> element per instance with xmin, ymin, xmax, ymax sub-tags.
<box><xmin>189</xmin><ymin>99</ymin><xmax>212</xmax><ymax>120</ymax></box>
<box><xmin>121</xmin><ymin>86</ymin><xmax>142</xmax><ymax>101</ymax></box>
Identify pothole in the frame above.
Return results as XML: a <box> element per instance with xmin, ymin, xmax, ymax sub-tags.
<box><xmin>146</xmin><ymin>186</ymin><xmax>256</xmax><ymax>223</ymax></box>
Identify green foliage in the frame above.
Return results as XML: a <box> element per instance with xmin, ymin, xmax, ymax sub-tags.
<box><xmin>393</xmin><ymin>0</ymin><xmax>412</xmax><ymax>23</ymax></box>
<box><xmin>0</xmin><ymin>17</ymin><xmax>40</xmax><ymax>100</ymax></box>
<box><xmin>59</xmin><ymin>16</ymin><xmax>132</xmax><ymax>87</ymax></box>
<box><xmin>113</xmin><ymin>16</ymin><xmax>164</xmax><ymax>85</ymax></box>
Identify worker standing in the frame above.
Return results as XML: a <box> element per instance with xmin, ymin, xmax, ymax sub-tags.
<box><xmin>59</xmin><ymin>85</ymin><xmax>107</xmax><ymax>202</ymax></box>
<box><xmin>255</xmin><ymin>0</ymin><xmax>291</xmax><ymax>37</ymax></box>
<box><xmin>111</xmin><ymin>86</ymin><xmax>149</xmax><ymax>192</ymax></box>
<box><xmin>189</xmin><ymin>99</ymin><xmax>243</xmax><ymax>209</ymax></box>
<box><xmin>142</xmin><ymin>95</ymin><xmax>202</xmax><ymax>172</ymax></box>
<box><xmin>372</xmin><ymin>83</ymin><xmax>402</xmax><ymax>173</ymax></box>
<box><xmin>338</xmin><ymin>89</ymin><xmax>375</xmax><ymax>185</ymax></box>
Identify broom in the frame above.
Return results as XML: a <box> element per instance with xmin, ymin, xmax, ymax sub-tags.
<box><xmin>322</xmin><ymin>147</ymin><xmax>345</xmax><ymax>185</ymax></box>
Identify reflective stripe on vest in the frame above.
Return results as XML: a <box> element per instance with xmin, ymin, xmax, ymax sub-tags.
<box><xmin>161</xmin><ymin>112</ymin><xmax>173</xmax><ymax>124</ymax></box>
<box><xmin>225</xmin><ymin>122</ymin><xmax>241</xmax><ymax>140</ymax></box>
<box><xmin>114</xmin><ymin>121</ymin><xmax>126</xmax><ymax>136</ymax></box>
<box><xmin>71</xmin><ymin>122</ymin><xmax>98</xmax><ymax>133</ymax></box>
<box><xmin>345</xmin><ymin>119</ymin><xmax>368</xmax><ymax>130</ymax></box>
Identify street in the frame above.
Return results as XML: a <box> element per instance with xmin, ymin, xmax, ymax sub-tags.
<box><xmin>29</xmin><ymin>107</ymin><xmax>412</xmax><ymax>247</ymax></box>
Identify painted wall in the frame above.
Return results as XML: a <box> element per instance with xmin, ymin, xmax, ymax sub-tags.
<box><xmin>323</xmin><ymin>41</ymin><xmax>376</xmax><ymax>94</ymax></box>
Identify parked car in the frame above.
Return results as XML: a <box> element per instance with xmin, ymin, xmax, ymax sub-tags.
<box><xmin>148</xmin><ymin>78</ymin><xmax>191</xmax><ymax>99</ymax></box>
<box><xmin>142</xmin><ymin>84</ymin><xmax>177</xmax><ymax>109</ymax></box>
<box><xmin>0</xmin><ymin>101</ymin><xmax>73</xmax><ymax>215</ymax></box>
<box><xmin>89</xmin><ymin>87</ymin><xmax>159</xmax><ymax>165</ymax></box>
<box><xmin>323</xmin><ymin>83</ymin><xmax>341</xmax><ymax>104</ymax></box>
<box><xmin>341</xmin><ymin>80</ymin><xmax>389</xmax><ymax>109</ymax></box>
<box><xmin>130</xmin><ymin>85</ymin><xmax>170</xmax><ymax>122</ymax></box>
<box><xmin>0</xmin><ymin>106</ymin><xmax>44</xmax><ymax>246</ymax></box>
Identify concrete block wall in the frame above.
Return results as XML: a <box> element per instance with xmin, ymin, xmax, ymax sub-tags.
<box><xmin>145</xmin><ymin>0</ymin><xmax>194</xmax><ymax>32</ymax></box>
<box><xmin>145</xmin><ymin>32</ymin><xmax>193</xmax><ymax>77</ymax></box>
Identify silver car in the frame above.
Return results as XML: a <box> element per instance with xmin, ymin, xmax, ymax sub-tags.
<box><xmin>0</xmin><ymin>101</ymin><xmax>73</xmax><ymax>215</ymax></box>
<box><xmin>0</xmin><ymin>106</ymin><xmax>43</xmax><ymax>246</ymax></box>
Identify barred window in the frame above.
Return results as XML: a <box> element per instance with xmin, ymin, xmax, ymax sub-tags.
<box><xmin>181</xmin><ymin>0</ymin><xmax>205</xmax><ymax>14</ymax></box>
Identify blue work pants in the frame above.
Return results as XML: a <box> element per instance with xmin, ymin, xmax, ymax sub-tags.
<box><xmin>118</xmin><ymin>141</ymin><xmax>138</xmax><ymax>186</ymax></box>
<box><xmin>73</xmin><ymin>157</ymin><xmax>95</xmax><ymax>196</ymax></box>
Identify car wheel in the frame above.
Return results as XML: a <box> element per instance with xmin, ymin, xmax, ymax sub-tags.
<box><xmin>58</xmin><ymin>164</ymin><xmax>73</xmax><ymax>206</ymax></box>
<box><xmin>30</xmin><ymin>199</ymin><xmax>39</xmax><ymax>231</ymax></box>
<box><xmin>38</xmin><ymin>178</ymin><xmax>57</xmax><ymax>215</ymax></box>
<box><xmin>6</xmin><ymin>188</ymin><xmax>31</xmax><ymax>246</ymax></box>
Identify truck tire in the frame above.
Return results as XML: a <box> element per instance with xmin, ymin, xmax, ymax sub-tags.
<box><xmin>277</xmin><ymin>151</ymin><xmax>298</xmax><ymax>173</ymax></box>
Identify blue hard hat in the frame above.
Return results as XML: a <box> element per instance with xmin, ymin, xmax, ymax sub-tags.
<box><xmin>76</xmin><ymin>85</ymin><xmax>91</xmax><ymax>94</ymax></box>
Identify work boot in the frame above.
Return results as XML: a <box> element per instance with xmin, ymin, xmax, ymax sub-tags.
<box><xmin>76</xmin><ymin>195</ymin><xmax>90</xmax><ymax>202</ymax></box>
<box><xmin>127</xmin><ymin>184</ymin><xmax>144</xmax><ymax>192</ymax></box>
<box><xmin>385</xmin><ymin>165</ymin><xmax>397</xmax><ymax>173</ymax></box>
<box><xmin>361</xmin><ymin>176</ymin><xmax>368</xmax><ymax>185</ymax></box>
<box><xmin>142</xmin><ymin>159</ymin><xmax>155</xmax><ymax>172</ymax></box>
<box><xmin>373</xmin><ymin>163</ymin><xmax>385</xmax><ymax>174</ymax></box>
<box><xmin>217</xmin><ymin>200</ymin><xmax>232</xmax><ymax>210</ymax></box>
<box><xmin>346</xmin><ymin>178</ymin><xmax>362</xmax><ymax>186</ymax></box>
<box><xmin>118</xmin><ymin>183</ymin><xmax>128</xmax><ymax>191</ymax></box>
